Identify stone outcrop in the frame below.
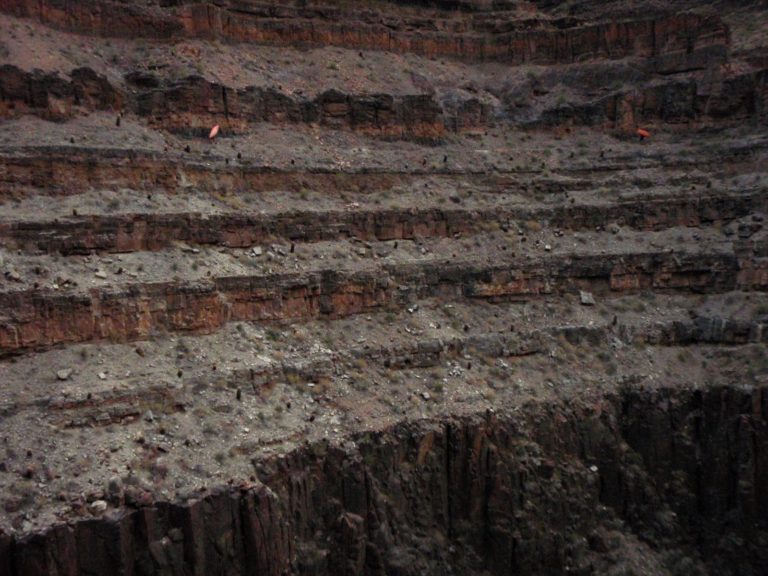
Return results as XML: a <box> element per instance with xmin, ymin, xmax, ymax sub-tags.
<box><xmin>6</xmin><ymin>61</ymin><xmax>765</xmax><ymax>136</ymax></box>
<box><xmin>1</xmin><ymin>190</ymin><xmax>763</xmax><ymax>254</ymax></box>
<box><xmin>1</xmin><ymin>385</ymin><xmax>766</xmax><ymax>575</ymax></box>
<box><xmin>5</xmin><ymin>62</ymin><xmax>764</xmax><ymax>136</ymax></box>
<box><xmin>537</xmin><ymin>68</ymin><xmax>768</xmax><ymax>130</ymax></box>
<box><xmin>134</xmin><ymin>76</ymin><xmax>448</xmax><ymax>140</ymax></box>
<box><xmin>1</xmin><ymin>250</ymin><xmax>765</xmax><ymax>355</ymax></box>
<box><xmin>0</xmin><ymin>0</ymin><xmax>729</xmax><ymax>69</ymax></box>
<box><xmin>0</xmin><ymin>149</ymin><xmax>420</xmax><ymax>197</ymax></box>
<box><xmin>0</xmin><ymin>65</ymin><xmax>121</xmax><ymax>120</ymax></box>
<box><xmin>0</xmin><ymin>65</ymin><xmax>493</xmax><ymax>140</ymax></box>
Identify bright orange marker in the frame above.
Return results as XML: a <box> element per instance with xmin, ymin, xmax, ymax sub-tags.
<box><xmin>209</xmin><ymin>125</ymin><xmax>220</xmax><ymax>139</ymax></box>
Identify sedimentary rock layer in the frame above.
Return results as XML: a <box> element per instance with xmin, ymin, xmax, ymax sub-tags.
<box><xmin>1</xmin><ymin>248</ymin><xmax>765</xmax><ymax>355</ymax></box>
<box><xmin>0</xmin><ymin>0</ymin><xmax>729</xmax><ymax>67</ymax></box>
<box><xmin>1</xmin><ymin>190</ymin><xmax>763</xmax><ymax>254</ymax></box>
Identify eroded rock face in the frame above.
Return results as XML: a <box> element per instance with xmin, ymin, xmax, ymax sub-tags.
<box><xmin>1</xmin><ymin>250</ymin><xmax>765</xmax><ymax>355</ymax></box>
<box><xmin>0</xmin><ymin>1</ymin><xmax>761</xmax><ymax>138</ymax></box>
<box><xmin>0</xmin><ymin>0</ymin><xmax>183</xmax><ymax>39</ymax></box>
<box><xmin>134</xmin><ymin>78</ymin><xmax>449</xmax><ymax>140</ymax></box>
<box><xmin>2</xmin><ymin>189</ymin><xmax>763</xmax><ymax>254</ymax></box>
<box><xmin>1</xmin><ymin>386</ymin><xmax>766</xmax><ymax>575</ymax></box>
<box><xmin>537</xmin><ymin>68</ymin><xmax>768</xmax><ymax>130</ymax></box>
<box><xmin>0</xmin><ymin>0</ymin><xmax>728</xmax><ymax>67</ymax></box>
<box><xmin>0</xmin><ymin>1</ymin><xmax>766</xmax><ymax>574</ymax></box>
<box><xmin>0</xmin><ymin>65</ymin><xmax>121</xmax><ymax>120</ymax></box>
<box><xmin>0</xmin><ymin>65</ymin><xmax>491</xmax><ymax>140</ymax></box>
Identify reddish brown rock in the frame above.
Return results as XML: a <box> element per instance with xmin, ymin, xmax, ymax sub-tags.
<box><xmin>0</xmin><ymin>2</ymin><xmax>765</xmax><ymax>575</ymax></box>
<box><xmin>135</xmin><ymin>77</ymin><xmax>448</xmax><ymax>140</ymax></box>
<box><xmin>0</xmin><ymin>250</ymin><xmax>761</xmax><ymax>355</ymax></box>
<box><xmin>0</xmin><ymin>0</ymin><xmax>728</xmax><ymax>68</ymax></box>
<box><xmin>1</xmin><ymin>190</ymin><xmax>763</xmax><ymax>255</ymax></box>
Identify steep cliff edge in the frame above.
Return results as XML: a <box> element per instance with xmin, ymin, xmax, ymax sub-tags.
<box><xmin>2</xmin><ymin>385</ymin><xmax>766</xmax><ymax>575</ymax></box>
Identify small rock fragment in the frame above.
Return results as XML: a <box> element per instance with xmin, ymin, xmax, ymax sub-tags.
<box><xmin>5</xmin><ymin>270</ymin><xmax>22</xmax><ymax>282</ymax></box>
<box><xmin>57</xmin><ymin>369</ymin><xmax>73</xmax><ymax>381</ymax></box>
<box><xmin>94</xmin><ymin>270</ymin><xmax>108</xmax><ymax>279</ymax></box>
<box><xmin>580</xmin><ymin>291</ymin><xmax>596</xmax><ymax>306</ymax></box>
<box><xmin>106</xmin><ymin>476</ymin><xmax>123</xmax><ymax>500</ymax></box>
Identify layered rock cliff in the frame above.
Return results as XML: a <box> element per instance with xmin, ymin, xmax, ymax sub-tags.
<box><xmin>0</xmin><ymin>1</ymin><xmax>767</xmax><ymax>575</ymax></box>
<box><xmin>2</xmin><ymin>385</ymin><xmax>767</xmax><ymax>575</ymax></box>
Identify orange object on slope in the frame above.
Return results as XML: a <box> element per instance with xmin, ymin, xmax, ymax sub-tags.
<box><xmin>209</xmin><ymin>125</ymin><xmax>220</xmax><ymax>139</ymax></box>
<box><xmin>636</xmin><ymin>128</ymin><xmax>650</xmax><ymax>138</ymax></box>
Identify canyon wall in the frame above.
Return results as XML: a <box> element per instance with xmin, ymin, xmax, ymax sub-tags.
<box><xmin>0</xmin><ymin>1</ymin><xmax>729</xmax><ymax>67</ymax></box>
<box><xmin>1</xmin><ymin>385</ymin><xmax>766</xmax><ymax>575</ymax></box>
